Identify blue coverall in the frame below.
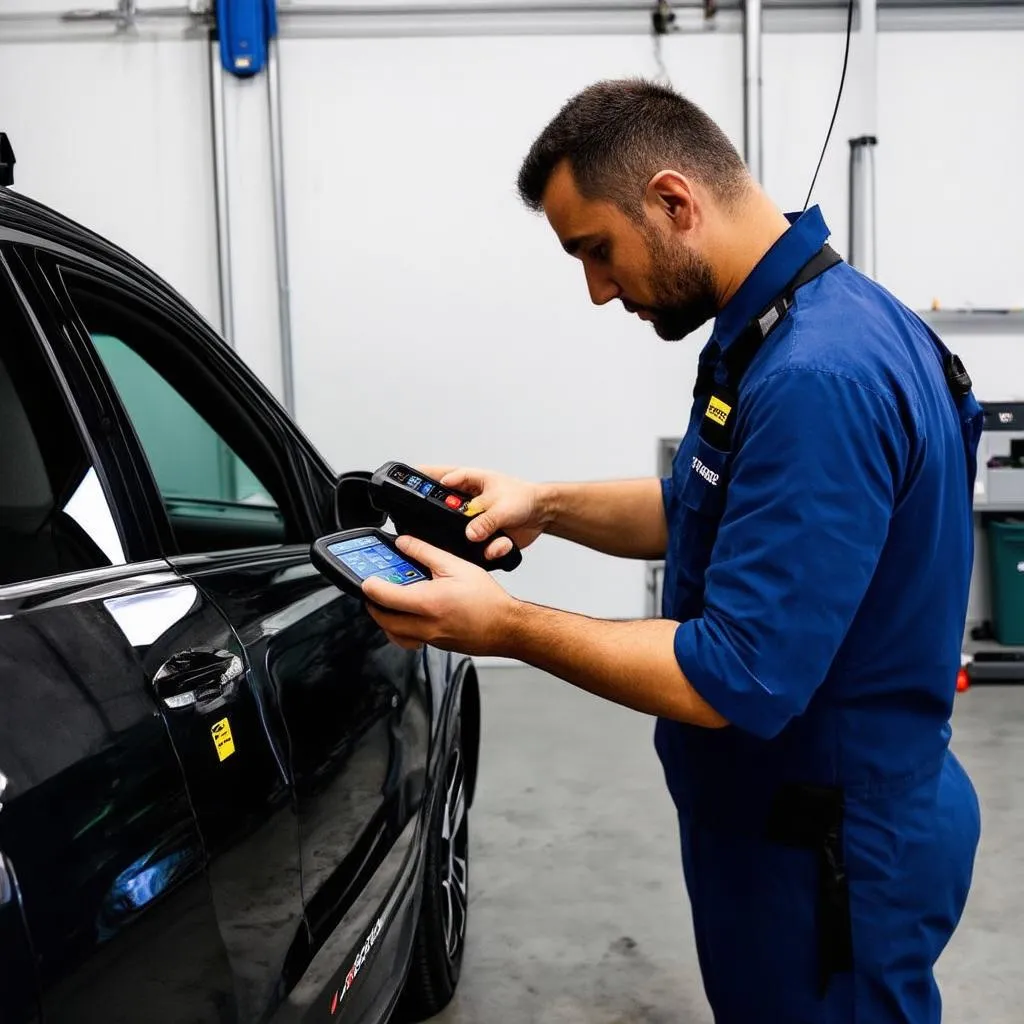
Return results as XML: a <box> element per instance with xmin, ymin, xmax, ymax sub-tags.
<box><xmin>656</xmin><ymin>206</ymin><xmax>982</xmax><ymax>1023</ymax></box>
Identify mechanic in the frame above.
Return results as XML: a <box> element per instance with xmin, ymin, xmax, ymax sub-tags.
<box><xmin>362</xmin><ymin>79</ymin><xmax>983</xmax><ymax>1023</ymax></box>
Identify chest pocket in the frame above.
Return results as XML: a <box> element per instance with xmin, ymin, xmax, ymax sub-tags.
<box><xmin>680</xmin><ymin>432</ymin><xmax>731</xmax><ymax>520</ymax></box>
<box><xmin>662</xmin><ymin>393</ymin><xmax>735</xmax><ymax>621</ymax></box>
<box><xmin>681</xmin><ymin>388</ymin><xmax>734</xmax><ymax>519</ymax></box>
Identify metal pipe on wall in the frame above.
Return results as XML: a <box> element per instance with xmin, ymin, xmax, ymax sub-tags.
<box><xmin>283</xmin><ymin>0</ymin><xmax>700</xmax><ymax>15</ymax></box>
<box><xmin>848</xmin><ymin>0</ymin><xmax>878</xmax><ymax>277</ymax></box>
<box><xmin>743</xmin><ymin>0</ymin><xmax>763</xmax><ymax>181</ymax></box>
<box><xmin>209</xmin><ymin>34</ymin><xmax>236</xmax><ymax>348</ymax></box>
<box><xmin>267</xmin><ymin>35</ymin><xmax>297</xmax><ymax>416</ymax></box>
<box><xmin>0</xmin><ymin>3</ymin><xmax>204</xmax><ymax>26</ymax></box>
<box><xmin>848</xmin><ymin>134</ymin><xmax>877</xmax><ymax>276</ymax></box>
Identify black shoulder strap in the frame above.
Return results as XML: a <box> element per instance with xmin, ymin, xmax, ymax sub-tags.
<box><xmin>721</xmin><ymin>244</ymin><xmax>843</xmax><ymax>386</ymax></box>
<box><xmin>698</xmin><ymin>244</ymin><xmax>843</xmax><ymax>452</ymax></box>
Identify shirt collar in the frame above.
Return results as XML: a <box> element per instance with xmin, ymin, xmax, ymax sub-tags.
<box><xmin>711</xmin><ymin>205</ymin><xmax>831</xmax><ymax>352</ymax></box>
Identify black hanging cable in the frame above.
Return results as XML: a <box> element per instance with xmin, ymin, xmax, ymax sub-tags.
<box><xmin>652</xmin><ymin>0</ymin><xmax>676</xmax><ymax>85</ymax></box>
<box><xmin>803</xmin><ymin>0</ymin><xmax>856</xmax><ymax>211</ymax></box>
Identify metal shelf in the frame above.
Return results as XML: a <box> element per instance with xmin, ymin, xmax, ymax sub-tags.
<box><xmin>973</xmin><ymin>504</ymin><xmax>1024</xmax><ymax>513</ymax></box>
<box><xmin>963</xmin><ymin>636</ymin><xmax>1024</xmax><ymax>684</ymax></box>
<box><xmin>964</xmin><ymin>637</ymin><xmax>1024</xmax><ymax>657</ymax></box>
<box><xmin>917</xmin><ymin>310</ymin><xmax>1024</xmax><ymax>333</ymax></box>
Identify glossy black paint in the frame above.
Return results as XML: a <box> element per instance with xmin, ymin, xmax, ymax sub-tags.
<box><xmin>0</xmin><ymin>185</ymin><xmax>478</xmax><ymax>1024</ymax></box>
<box><xmin>0</xmin><ymin>850</ymin><xmax>41</xmax><ymax>1023</ymax></box>
<box><xmin>174</xmin><ymin>547</ymin><xmax>432</xmax><ymax>1018</ymax></box>
<box><xmin>0</xmin><ymin>573</ymin><xmax>237</xmax><ymax>1023</ymax></box>
<box><xmin>132</xmin><ymin>569</ymin><xmax>306</xmax><ymax>1022</ymax></box>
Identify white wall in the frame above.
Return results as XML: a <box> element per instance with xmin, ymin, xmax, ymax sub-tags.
<box><xmin>3</xmin><ymin>11</ymin><xmax>1022</xmax><ymax>621</ymax></box>
<box><xmin>876</xmin><ymin>31</ymin><xmax>1024</xmax><ymax>312</ymax></box>
<box><xmin>0</xmin><ymin>31</ymin><xmax>221</xmax><ymax>328</ymax></box>
<box><xmin>278</xmin><ymin>32</ymin><xmax>741</xmax><ymax>618</ymax></box>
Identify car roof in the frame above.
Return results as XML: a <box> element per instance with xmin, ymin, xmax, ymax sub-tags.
<box><xmin>0</xmin><ymin>183</ymin><xmax>223</xmax><ymax>348</ymax></box>
<box><xmin>0</xmin><ymin>181</ymin><xmax>339</xmax><ymax>488</ymax></box>
<box><xmin>0</xmin><ymin>185</ymin><xmax>153</xmax><ymax>278</ymax></box>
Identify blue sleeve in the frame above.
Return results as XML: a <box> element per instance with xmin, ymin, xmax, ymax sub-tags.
<box><xmin>660</xmin><ymin>474</ymin><xmax>673</xmax><ymax>512</ymax></box>
<box><xmin>674</xmin><ymin>367</ymin><xmax>910</xmax><ymax>739</ymax></box>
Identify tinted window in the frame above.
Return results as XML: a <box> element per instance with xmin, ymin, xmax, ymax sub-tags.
<box><xmin>0</xmin><ymin>267</ymin><xmax>124</xmax><ymax>587</ymax></box>
<box><xmin>64</xmin><ymin>276</ymin><xmax>290</xmax><ymax>554</ymax></box>
<box><xmin>92</xmin><ymin>333</ymin><xmax>275</xmax><ymax>508</ymax></box>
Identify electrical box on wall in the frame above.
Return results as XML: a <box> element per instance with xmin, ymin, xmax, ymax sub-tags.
<box><xmin>216</xmin><ymin>0</ymin><xmax>277</xmax><ymax>77</ymax></box>
<box><xmin>973</xmin><ymin>402</ymin><xmax>1024</xmax><ymax>509</ymax></box>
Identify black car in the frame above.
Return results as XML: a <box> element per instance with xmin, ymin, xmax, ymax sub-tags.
<box><xmin>0</xmin><ymin>144</ymin><xmax>478</xmax><ymax>1024</ymax></box>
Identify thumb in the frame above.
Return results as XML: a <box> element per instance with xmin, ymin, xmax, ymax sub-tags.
<box><xmin>396</xmin><ymin>535</ymin><xmax>464</xmax><ymax>576</ymax></box>
<box><xmin>465</xmin><ymin>506</ymin><xmax>503</xmax><ymax>542</ymax></box>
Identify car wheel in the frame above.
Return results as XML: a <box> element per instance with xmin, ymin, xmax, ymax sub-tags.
<box><xmin>397</xmin><ymin>718</ymin><xmax>469</xmax><ymax>1021</ymax></box>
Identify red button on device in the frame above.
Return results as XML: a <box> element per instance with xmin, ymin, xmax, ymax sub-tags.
<box><xmin>445</xmin><ymin>495</ymin><xmax>462</xmax><ymax>510</ymax></box>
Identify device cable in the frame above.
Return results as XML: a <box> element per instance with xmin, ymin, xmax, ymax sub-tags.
<box><xmin>803</xmin><ymin>0</ymin><xmax>856</xmax><ymax>211</ymax></box>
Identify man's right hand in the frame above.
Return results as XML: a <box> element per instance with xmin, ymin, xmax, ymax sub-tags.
<box><xmin>419</xmin><ymin>466</ymin><xmax>668</xmax><ymax>562</ymax></box>
<box><xmin>419</xmin><ymin>466</ymin><xmax>549</xmax><ymax>562</ymax></box>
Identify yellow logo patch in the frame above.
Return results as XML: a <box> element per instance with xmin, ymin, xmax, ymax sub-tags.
<box><xmin>211</xmin><ymin>717</ymin><xmax>236</xmax><ymax>761</ymax></box>
<box><xmin>705</xmin><ymin>395</ymin><xmax>732</xmax><ymax>426</ymax></box>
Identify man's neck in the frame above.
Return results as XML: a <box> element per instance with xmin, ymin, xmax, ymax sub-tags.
<box><xmin>711</xmin><ymin>189</ymin><xmax>792</xmax><ymax>310</ymax></box>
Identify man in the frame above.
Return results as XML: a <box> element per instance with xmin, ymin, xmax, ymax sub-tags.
<box><xmin>363</xmin><ymin>79</ymin><xmax>983</xmax><ymax>1022</ymax></box>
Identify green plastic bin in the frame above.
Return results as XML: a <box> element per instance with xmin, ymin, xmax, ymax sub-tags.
<box><xmin>987</xmin><ymin>519</ymin><xmax>1024</xmax><ymax>646</ymax></box>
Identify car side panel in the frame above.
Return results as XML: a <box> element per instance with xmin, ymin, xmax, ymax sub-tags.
<box><xmin>0</xmin><ymin>849</ymin><xmax>42</xmax><ymax>1023</ymax></box>
<box><xmin>128</xmin><ymin>568</ymin><xmax>307</xmax><ymax>1022</ymax></box>
<box><xmin>174</xmin><ymin>549</ymin><xmax>434</xmax><ymax>1017</ymax></box>
<box><xmin>0</xmin><ymin>569</ymin><xmax>237</xmax><ymax>1023</ymax></box>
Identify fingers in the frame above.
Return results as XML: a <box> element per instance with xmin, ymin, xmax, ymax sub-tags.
<box><xmin>365</xmin><ymin>603</ymin><xmax>425</xmax><ymax>650</ymax></box>
<box><xmin>386</xmin><ymin>632</ymin><xmax>423</xmax><ymax>651</ymax></box>
<box><xmin>414</xmin><ymin>464</ymin><xmax>482</xmax><ymax>493</ymax></box>
<box><xmin>484</xmin><ymin>536</ymin><xmax>514</xmax><ymax>560</ymax></box>
<box><xmin>416</xmin><ymin>464</ymin><xmax>457</xmax><ymax>481</ymax></box>
<box><xmin>362</xmin><ymin>576</ymin><xmax>427</xmax><ymax>614</ymax></box>
<box><xmin>360</xmin><ymin>537</ymin><xmax>464</xmax><ymax>613</ymax></box>
<box><xmin>466</xmin><ymin>508</ymin><xmax>501</xmax><ymax>542</ymax></box>
<box><xmin>395</xmin><ymin>535</ymin><xmax>464</xmax><ymax>575</ymax></box>
<box><xmin>436</xmin><ymin>467</ymin><xmax>487</xmax><ymax>495</ymax></box>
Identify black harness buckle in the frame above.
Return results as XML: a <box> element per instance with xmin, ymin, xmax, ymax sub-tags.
<box><xmin>944</xmin><ymin>351</ymin><xmax>973</xmax><ymax>400</ymax></box>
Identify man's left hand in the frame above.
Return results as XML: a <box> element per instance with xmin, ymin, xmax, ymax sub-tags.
<box><xmin>362</xmin><ymin>536</ymin><xmax>517</xmax><ymax>655</ymax></box>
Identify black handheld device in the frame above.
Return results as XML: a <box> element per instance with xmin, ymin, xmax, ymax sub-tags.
<box><xmin>311</xmin><ymin>528</ymin><xmax>432</xmax><ymax>600</ymax></box>
<box><xmin>365</xmin><ymin>461</ymin><xmax>523</xmax><ymax>572</ymax></box>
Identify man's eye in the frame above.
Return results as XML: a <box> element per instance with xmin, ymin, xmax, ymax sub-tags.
<box><xmin>590</xmin><ymin>244</ymin><xmax>609</xmax><ymax>262</ymax></box>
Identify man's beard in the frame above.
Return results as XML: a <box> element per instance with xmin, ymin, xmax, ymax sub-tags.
<box><xmin>642</xmin><ymin>230</ymin><xmax>719</xmax><ymax>342</ymax></box>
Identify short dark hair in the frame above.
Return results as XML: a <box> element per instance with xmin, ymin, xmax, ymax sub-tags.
<box><xmin>517</xmin><ymin>79</ymin><xmax>748</xmax><ymax>218</ymax></box>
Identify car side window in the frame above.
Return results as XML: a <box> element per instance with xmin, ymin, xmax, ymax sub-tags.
<box><xmin>92</xmin><ymin>332</ymin><xmax>277</xmax><ymax>509</ymax></box>
<box><xmin>62</xmin><ymin>274</ymin><xmax>293</xmax><ymax>555</ymax></box>
<box><xmin>0</xmin><ymin>266</ymin><xmax>124</xmax><ymax>587</ymax></box>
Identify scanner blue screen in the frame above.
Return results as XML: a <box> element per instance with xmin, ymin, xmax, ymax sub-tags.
<box><xmin>327</xmin><ymin>535</ymin><xmax>427</xmax><ymax>585</ymax></box>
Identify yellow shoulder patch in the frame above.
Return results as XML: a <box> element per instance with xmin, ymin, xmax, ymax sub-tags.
<box><xmin>705</xmin><ymin>395</ymin><xmax>732</xmax><ymax>427</ymax></box>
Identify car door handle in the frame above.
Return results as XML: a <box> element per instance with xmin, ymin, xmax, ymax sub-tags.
<box><xmin>153</xmin><ymin>648</ymin><xmax>244</xmax><ymax>712</ymax></box>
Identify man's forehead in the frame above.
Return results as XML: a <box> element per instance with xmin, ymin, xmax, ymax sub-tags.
<box><xmin>542</xmin><ymin>162</ymin><xmax>615</xmax><ymax>251</ymax></box>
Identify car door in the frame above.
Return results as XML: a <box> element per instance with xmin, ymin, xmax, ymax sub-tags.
<box><xmin>41</xmin><ymin>251</ymin><xmax>434</xmax><ymax>1019</ymax></box>
<box><xmin>6</xmin><ymin>242</ymin><xmax>311</xmax><ymax>1024</ymax></box>
<box><xmin>0</xmin><ymin>248</ymin><xmax>238</xmax><ymax>1023</ymax></box>
<box><xmin>1</xmin><ymin>789</ymin><xmax>41</xmax><ymax>1024</ymax></box>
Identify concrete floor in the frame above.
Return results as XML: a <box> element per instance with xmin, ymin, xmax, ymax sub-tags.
<box><xmin>431</xmin><ymin>667</ymin><xmax>1024</xmax><ymax>1024</ymax></box>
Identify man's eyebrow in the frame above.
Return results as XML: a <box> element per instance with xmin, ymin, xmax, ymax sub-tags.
<box><xmin>562</xmin><ymin>234</ymin><xmax>597</xmax><ymax>256</ymax></box>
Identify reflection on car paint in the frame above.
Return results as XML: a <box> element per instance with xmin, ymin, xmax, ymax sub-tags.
<box><xmin>103</xmin><ymin>585</ymin><xmax>198</xmax><ymax>647</ymax></box>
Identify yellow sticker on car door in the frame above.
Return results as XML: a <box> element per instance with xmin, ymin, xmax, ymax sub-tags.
<box><xmin>211</xmin><ymin>717</ymin><xmax>236</xmax><ymax>761</ymax></box>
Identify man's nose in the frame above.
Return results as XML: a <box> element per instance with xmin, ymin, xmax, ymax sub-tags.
<box><xmin>585</xmin><ymin>269</ymin><xmax>620</xmax><ymax>306</ymax></box>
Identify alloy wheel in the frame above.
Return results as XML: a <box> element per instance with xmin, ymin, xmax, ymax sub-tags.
<box><xmin>439</xmin><ymin>745</ymin><xmax>468</xmax><ymax>962</ymax></box>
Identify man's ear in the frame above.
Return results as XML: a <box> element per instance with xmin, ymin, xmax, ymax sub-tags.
<box><xmin>646</xmin><ymin>170</ymin><xmax>697</xmax><ymax>231</ymax></box>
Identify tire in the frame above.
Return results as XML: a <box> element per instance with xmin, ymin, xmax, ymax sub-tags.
<box><xmin>397</xmin><ymin>719</ymin><xmax>469</xmax><ymax>1022</ymax></box>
